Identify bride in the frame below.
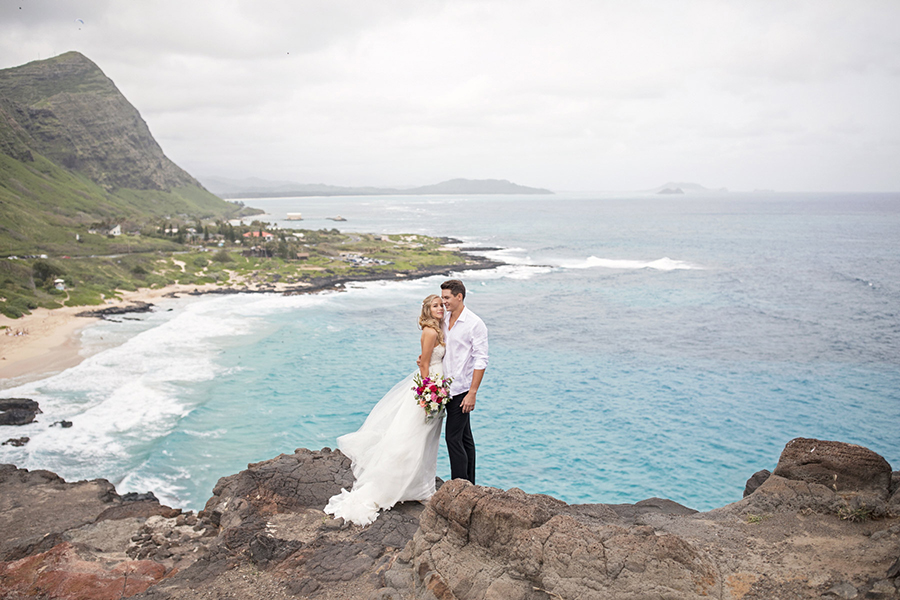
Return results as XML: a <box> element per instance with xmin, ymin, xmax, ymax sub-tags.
<box><xmin>324</xmin><ymin>294</ymin><xmax>447</xmax><ymax>526</ymax></box>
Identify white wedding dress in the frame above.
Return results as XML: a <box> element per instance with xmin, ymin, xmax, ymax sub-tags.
<box><xmin>324</xmin><ymin>345</ymin><xmax>445</xmax><ymax>526</ymax></box>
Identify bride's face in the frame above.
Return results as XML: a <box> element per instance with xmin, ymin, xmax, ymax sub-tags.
<box><xmin>430</xmin><ymin>297</ymin><xmax>445</xmax><ymax>319</ymax></box>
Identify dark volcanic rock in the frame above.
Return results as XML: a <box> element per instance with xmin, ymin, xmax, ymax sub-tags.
<box><xmin>744</xmin><ymin>468</ymin><xmax>772</xmax><ymax>497</ymax></box>
<box><xmin>4</xmin><ymin>441</ymin><xmax>900</xmax><ymax>600</ymax></box>
<box><xmin>773</xmin><ymin>437</ymin><xmax>893</xmax><ymax>498</ymax></box>
<box><xmin>0</xmin><ymin>398</ymin><xmax>41</xmax><ymax>426</ymax></box>
<box><xmin>76</xmin><ymin>301</ymin><xmax>154</xmax><ymax>318</ymax></box>
<box><xmin>0</xmin><ymin>465</ymin><xmax>119</xmax><ymax>561</ymax></box>
<box><xmin>141</xmin><ymin>447</ymin><xmax>428</xmax><ymax>599</ymax></box>
<box><xmin>2</xmin><ymin>437</ymin><xmax>29</xmax><ymax>447</ymax></box>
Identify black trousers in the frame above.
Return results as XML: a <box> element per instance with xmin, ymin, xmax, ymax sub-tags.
<box><xmin>445</xmin><ymin>391</ymin><xmax>476</xmax><ymax>483</ymax></box>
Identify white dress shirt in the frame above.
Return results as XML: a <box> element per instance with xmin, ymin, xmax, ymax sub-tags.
<box><xmin>442</xmin><ymin>306</ymin><xmax>489</xmax><ymax>396</ymax></box>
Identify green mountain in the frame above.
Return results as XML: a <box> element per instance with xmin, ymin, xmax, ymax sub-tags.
<box><xmin>0</xmin><ymin>51</ymin><xmax>246</xmax><ymax>257</ymax></box>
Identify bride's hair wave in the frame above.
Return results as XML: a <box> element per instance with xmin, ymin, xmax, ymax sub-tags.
<box><xmin>419</xmin><ymin>294</ymin><xmax>444</xmax><ymax>345</ymax></box>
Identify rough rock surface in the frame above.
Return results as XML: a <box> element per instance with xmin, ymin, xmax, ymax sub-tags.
<box><xmin>2</xmin><ymin>438</ymin><xmax>899</xmax><ymax>600</ymax></box>
<box><xmin>773</xmin><ymin>437</ymin><xmax>893</xmax><ymax>497</ymax></box>
<box><xmin>0</xmin><ymin>398</ymin><xmax>41</xmax><ymax>426</ymax></box>
<box><xmin>137</xmin><ymin>447</ymin><xmax>426</xmax><ymax>600</ymax></box>
<box><xmin>0</xmin><ymin>464</ymin><xmax>215</xmax><ymax>599</ymax></box>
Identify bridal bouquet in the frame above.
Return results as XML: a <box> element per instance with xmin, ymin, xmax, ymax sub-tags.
<box><xmin>412</xmin><ymin>372</ymin><xmax>453</xmax><ymax>420</ymax></box>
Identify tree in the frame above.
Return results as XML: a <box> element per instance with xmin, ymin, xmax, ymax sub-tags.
<box><xmin>32</xmin><ymin>260</ymin><xmax>64</xmax><ymax>286</ymax></box>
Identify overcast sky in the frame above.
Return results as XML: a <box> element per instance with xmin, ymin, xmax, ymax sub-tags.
<box><xmin>2</xmin><ymin>1</ymin><xmax>899</xmax><ymax>192</ymax></box>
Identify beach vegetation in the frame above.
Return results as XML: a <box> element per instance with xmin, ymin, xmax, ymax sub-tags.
<box><xmin>0</xmin><ymin>226</ymin><xmax>467</xmax><ymax>318</ymax></box>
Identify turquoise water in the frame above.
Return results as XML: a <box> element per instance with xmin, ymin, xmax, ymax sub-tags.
<box><xmin>2</xmin><ymin>192</ymin><xmax>898</xmax><ymax>511</ymax></box>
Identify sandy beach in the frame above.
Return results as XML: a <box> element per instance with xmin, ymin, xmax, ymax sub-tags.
<box><xmin>0</xmin><ymin>283</ymin><xmax>225</xmax><ymax>388</ymax></box>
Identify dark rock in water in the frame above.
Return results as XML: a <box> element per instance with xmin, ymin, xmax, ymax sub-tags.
<box><xmin>1</xmin><ymin>437</ymin><xmax>29</xmax><ymax>447</ymax></box>
<box><xmin>0</xmin><ymin>398</ymin><xmax>41</xmax><ymax>426</ymax></box>
<box><xmin>51</xmin><ymin>420</ymin><xmax>73</xmax><ymax>428</ymax></box>
<box><xmin>76</xmin><ymin>301</ymin><xmax>153</xmax><ymax>319</ymax></box>
<box><xmin>122</xmin><ymin>491</ymin><xmax>159</xmax><ymax>503</ymax></box>
<box><xmin>744</xmin><ymin>468</ymin><xmax>772</xmax><ymax>497</ymax></box>
<box><xmin>773</xmin><ymin>437</ymin><xmax>892</xmax><ymax>498</ymax></box>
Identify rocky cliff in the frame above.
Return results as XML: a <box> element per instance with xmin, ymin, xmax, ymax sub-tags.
<box><xmin>1</xmin><ymin>438</ymin><xmax>898</xmax><ymax>599</ymax></box>
<box><xmin>0</xmin><ymin>52</ymin><xmax>200</xmax><ymax>192</ymax></box>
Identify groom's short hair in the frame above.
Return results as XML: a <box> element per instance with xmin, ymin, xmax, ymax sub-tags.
<box><xmin>441</xmin><ymin>279</ymin><xmax>466</xmax><ymax>299</ymax></box>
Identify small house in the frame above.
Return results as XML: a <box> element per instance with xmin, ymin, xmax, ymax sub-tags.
<box><xmin>242</xmin><ymin>231</ymin><xmax>275</xmax><ymax>240</ymax></box>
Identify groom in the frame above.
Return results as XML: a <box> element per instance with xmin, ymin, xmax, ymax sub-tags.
<box><xmin>440</xmin><ymin>279</ymin><xmax>488</xmax><ymax>484</ymax></box>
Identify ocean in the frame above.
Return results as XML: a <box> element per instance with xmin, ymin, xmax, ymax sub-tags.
<box><xmin>2</xmin><ymin>191</ymin><xmax>898</xmax><ymax>512</ymax></box>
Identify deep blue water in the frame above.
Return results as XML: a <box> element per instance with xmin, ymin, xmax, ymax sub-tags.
<box><xmin>2</xmin><ymin>192</ymin><xmax>898</xmax><ymax>512</ymax></box>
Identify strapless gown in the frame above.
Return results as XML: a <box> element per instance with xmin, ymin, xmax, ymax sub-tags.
<box><xmin>324</xmin><ymin>345</ymin><xmax>445</xmax><ymax>526</ymax></box>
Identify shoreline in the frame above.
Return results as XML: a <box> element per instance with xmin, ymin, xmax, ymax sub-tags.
<box><xmin>0</xmin><ymin>257</ymin><xmax>501</xmax><ymax>389</ymax></box>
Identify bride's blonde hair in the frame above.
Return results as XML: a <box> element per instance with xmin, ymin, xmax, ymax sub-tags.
<box><xmin>418</xmin><ymin>294</ymin><xmax>444</xmax><ymax>345</ymax></box>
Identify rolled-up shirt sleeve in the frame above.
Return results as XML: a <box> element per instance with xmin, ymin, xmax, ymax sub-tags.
<box><xmin>471</xmin><ymin>319</ymin><xmax>489</xmax><ymax>371</ymax></box>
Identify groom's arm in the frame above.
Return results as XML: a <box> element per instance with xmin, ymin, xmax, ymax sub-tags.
<box><xmin>462</xmin><ymin>321</ymin><xmax>489</xmax><ymax>413</ymax></box>
<box><xmin>461</xmin><ymin>369</ymin><xmax>484</xmax><ymax>413</ymax></box>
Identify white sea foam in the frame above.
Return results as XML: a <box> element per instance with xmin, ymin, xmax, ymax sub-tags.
<box><xmin>555</xmin><ymin>256</ymin><xmax>700</xmax><ymax>271</ymax></box>
<box><xmin>0</xmin><ymin>293</ymin><xmax>275</xmax><ymax>482</ymax></box>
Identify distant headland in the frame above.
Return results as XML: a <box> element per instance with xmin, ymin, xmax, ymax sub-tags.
<box><xmin>650</xmin><ymin>182</ymin><xmax>729</xmax><ymax>194</ymax></box>
<box><xmin>201</xmin><ymin>176</ymin><xmax>554</xmax><ymax>198</ymax></box>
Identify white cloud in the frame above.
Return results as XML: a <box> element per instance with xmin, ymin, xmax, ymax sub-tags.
<box><xmin>1</xmin><ymin>0</ymin><xmax>899</xmax><ymax>191</ymax></box>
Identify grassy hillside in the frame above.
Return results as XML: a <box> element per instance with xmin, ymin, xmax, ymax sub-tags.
<box><xmin>0</xmin><ymin>52</ymin><xmax>258</xmax><ymax>258</ymax></box>
<box><xmin>0</xmin><ymin>150</ymin><xmax>237</xmax><ymax>256</ymax></box>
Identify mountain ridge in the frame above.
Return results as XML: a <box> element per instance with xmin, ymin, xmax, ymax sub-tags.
<box><xmin>0</xmin><ymin>51</ymin><xmax>246</xmax><ymax>256</ymax></box>
<box><xmin>202</xmin><ymin>176</ymin><xmax>553</xmax><ymax>198</ymax></box>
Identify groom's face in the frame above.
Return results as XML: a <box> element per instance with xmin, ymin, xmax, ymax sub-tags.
<box><xmin>441</xmin><ymin>289</ymin><xmax>463</xmax><ymax>314</ymax></box>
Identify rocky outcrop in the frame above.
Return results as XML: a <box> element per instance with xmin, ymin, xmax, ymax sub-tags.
<box><xmin>383</xmin><ymin>438</ymin><xmax>900</xmax><ymax>600</ymax></box>
<box><xmin>0</xmin><ymin>398</ymin><xmax>41</xmax><ymax>425</ymax></box>
<box><xmin>139</xmin><ymin>448</ymin><xmax>427</xmax><ymax>599</ymax></box>
<box><xmin>773</xmin><ymin>437</ymin><xmax>893</xmax><ymax>497</ymax></box>
<box><xmin>733</xmin><ymin>437</ymin><xmax>896</xmax><ymax>520</ymax></box>
<box><xmin>0</xmin><ymin>464</ymin><xmax>215</xmax><ymax>600</ymax></box>
<box><xmin>2</xmin><ymin>438</ymin><xmax>899</xmax><ymax>600</ymax></box>
<box><xmin>398</xmin><ymin>481</ymin><xmax>717</xmax><ymax>600</ymax></box>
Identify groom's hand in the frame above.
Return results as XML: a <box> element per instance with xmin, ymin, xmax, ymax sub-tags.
<box><xmin>461</xmin><ymin>391</ymin><xmax>476</xmax><ymax>413</ymax></box>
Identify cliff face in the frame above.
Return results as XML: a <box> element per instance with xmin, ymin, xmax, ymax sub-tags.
<box><xmin>0</xmin><ymin>51</ymin><xmax>199</xmax><ymax>192</ymax></box>
<box><xmin>0</xmin><ymin>438</ymin><xmax>898</xmax><ymax>600</ymax></box>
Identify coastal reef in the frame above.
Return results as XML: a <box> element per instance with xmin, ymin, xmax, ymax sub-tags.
<box><xmin>1</xmin><ymin>438</ymin><xmax>898</xmax><ymax>599</ymax></box>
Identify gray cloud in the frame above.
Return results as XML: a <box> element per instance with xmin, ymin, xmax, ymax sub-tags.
<box><xmin>2</xmin><ymin>0</ymin><xmax>898</xmax><ymax>191</ymax></box>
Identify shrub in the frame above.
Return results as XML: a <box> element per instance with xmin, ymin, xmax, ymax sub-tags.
<box><xmin>212</xmin><ymin>250</ymin><xmax>233</xmax><ymax>263</ymax></box>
